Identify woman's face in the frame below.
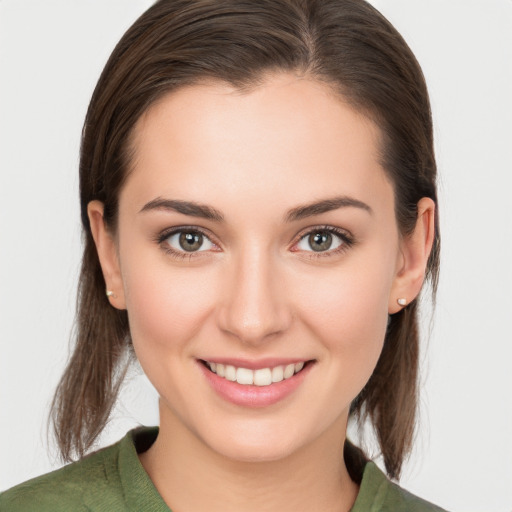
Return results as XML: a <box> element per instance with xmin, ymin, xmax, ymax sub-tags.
<box><xmin>102</xmin><ymin>74</ymin><xmax>408</xmax><ymax>462</ymax></box>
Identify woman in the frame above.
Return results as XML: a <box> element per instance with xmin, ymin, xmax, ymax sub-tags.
<box><xmin>1</xmin><ymin>0</ymin><xmax>444</xmax><ymax>510</ymax></box>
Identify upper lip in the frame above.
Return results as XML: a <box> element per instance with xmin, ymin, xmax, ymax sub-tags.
<box><xmin>199</xmin><ymin>358</ymin><xmax>313</xmax><ymax>370</ymax></box>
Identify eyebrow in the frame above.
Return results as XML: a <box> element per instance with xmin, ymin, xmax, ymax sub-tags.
<box><xmin>284</xmin><ymin>196</ymin><xmax>373</xmax><ymax>222</ymax></box>
<box><xmin>139</xmin><ymin>198</ymin><xmax>224</xmax><ymax>221</ymax></box>
<box><xmin>139</xmin><ymin>195</ymin><xmax>372</xmax><ymax>223</ymax></box>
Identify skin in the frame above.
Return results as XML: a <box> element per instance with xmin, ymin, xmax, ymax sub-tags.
<box><xmin>89</xmin><ymin>73</ymin><xmax>435</xmax><ymax>512</ymax></box>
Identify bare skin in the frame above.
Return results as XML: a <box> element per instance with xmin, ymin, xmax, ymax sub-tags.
<box><xmin>142</xmin><ymin>403</ymin><xmax>355</xmax><ymax>512</ymax></box>
<box><xmin>89</xmin><ymin>73</ymin><xmax>435</xmax><ymax>512</ymax></box>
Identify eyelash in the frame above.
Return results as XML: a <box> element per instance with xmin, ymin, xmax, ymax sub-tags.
<box><xmin>155</xmin><ymin>226</ymin><xmax>219</xmax><ymax>261</ymax></box>
<box><xmin>155</xmin><ymin>225</ymin><xmax>355</xmax><ymax>260</ymax></box>
<box><xmin>292</xmin><ymin>225</ymin><xmax>355</xmax><ymax>259</ymax></box>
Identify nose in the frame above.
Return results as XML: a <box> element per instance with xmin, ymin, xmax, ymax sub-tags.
<box><xmin>217</xmin><ymin>248</ymin><xmax>292</xmax><ymax>346</ymax></box>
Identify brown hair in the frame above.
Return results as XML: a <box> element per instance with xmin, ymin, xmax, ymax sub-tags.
<box><xmin>51</xmin><ymin>0</ymin><xmax>440</xmax><ymax>480</ymax></box>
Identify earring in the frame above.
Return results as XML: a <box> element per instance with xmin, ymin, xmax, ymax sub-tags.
<box><xmin>397</xmin><ymin>298</ymin><xmax>407</xmax><ymax>306</ymax></box>
<box><xmin>106</xmin><ymin>289</ymin><xmax>116</xmax><ymax>298</ymax></box>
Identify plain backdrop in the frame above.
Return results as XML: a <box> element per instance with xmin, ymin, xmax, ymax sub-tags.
<box><xmin>1</xmin><ymin>1</ymin><xmax>511</xmax><ymax>511</ymax></box>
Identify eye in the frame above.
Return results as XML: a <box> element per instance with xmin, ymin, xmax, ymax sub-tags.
<box><xmin>165</xmin><ymin>230</ymin><xmax>214</xmax><ymax>253</ymax></box>
<box><xmin>295</xmin><ymin>229</ymin><xmax>346</xmax><ymax>253</ymax></box>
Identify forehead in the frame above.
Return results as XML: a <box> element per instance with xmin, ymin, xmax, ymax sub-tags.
<box><xmin>123</xmin><ymin>74</ymin><xmax>392</xmax><ymax>216</ymax></box>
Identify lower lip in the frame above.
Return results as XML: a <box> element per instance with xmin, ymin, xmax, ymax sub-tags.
<box><xmin>198</xmin><ymin>361</ymin><xmax>313</xmax><ymax>408</ymax></box>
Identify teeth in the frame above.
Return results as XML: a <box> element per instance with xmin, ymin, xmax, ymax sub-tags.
<box><xmin>205</xmin><ymin>361</ymin><xmax>306</xmax><ymax>386</ymax></box>
<box><xmin>225</xmin><ymin>365</ymin><xmax>236</xmax><ymax>381</ymax></box>
<box><xmin>271</xmin><ymin>366</ymin><xmax>284</xmax><ymax>383</ymax></box>
<box><xmin>254</xmin><ymin>368</ymin><xmax>272</xmax><ymax>386</ymax></box>
<box><xmin>236</xmin><ymin>367</ymin><xmax>254</xmax><ymax>385</ymax></box>
<box><xmin>283</xmin><ymin>364</ymin><xmax>294</xmax><ymax>379</ymax></box>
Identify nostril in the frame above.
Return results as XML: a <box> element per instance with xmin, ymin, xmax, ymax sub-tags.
<box><xmin>216</xmin><ymin>275</ymin><xmax>293</xmax><ymax>344</ymax></box>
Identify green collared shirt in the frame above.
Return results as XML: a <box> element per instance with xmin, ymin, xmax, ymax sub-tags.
<box><xmin>0</xmin><ymin>427</ymin><xmax>446</xmax><ymax>511</ymax></box>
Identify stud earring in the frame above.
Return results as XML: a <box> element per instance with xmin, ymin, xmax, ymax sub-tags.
<box><xmin>106</xmin><ymin>290</ymin><xmax>116</xmax><ymax>298</ymax></box>
<box><xmin>397</xmin><ymin>298</ymin><xmax>407</xmax><ymax>306</ymax></box>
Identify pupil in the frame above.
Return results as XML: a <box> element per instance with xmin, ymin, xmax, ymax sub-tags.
<box><xmin>179</xmin><ymin>232</ymin><xmax>203</xmax><ymax>252</ymax></box>
<box><xmin>309</xmin><ymin>232</ymin><xmax>332</xmax><ymax>252</ymax></box>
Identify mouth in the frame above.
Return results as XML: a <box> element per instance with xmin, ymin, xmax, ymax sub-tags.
<box><xmin>200</xmin><ymin>359</ymin><xmax>311</xmax><ymax>387</ymax></box>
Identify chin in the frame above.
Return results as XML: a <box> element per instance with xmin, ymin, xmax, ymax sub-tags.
<box><xmin>196</xmin><ymin>419</ymin><xmax>317</xmax><ymax>463</ymax></box>
<box><xmin>211</xmin><ymin>437</ymin><xmax>298</xmax><ymax>463</ymax></box>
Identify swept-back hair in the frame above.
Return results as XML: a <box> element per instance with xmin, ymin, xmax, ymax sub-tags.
<box><xmin>51</xmin><ymin>0</ymin><xmax>439</xmax><ymax>480</ymax></box>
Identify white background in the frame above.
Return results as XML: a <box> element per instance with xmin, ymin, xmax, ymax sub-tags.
<box><xmin>1</xmin><ymin>1</ymin><xmax>511</xmax><ymax>511</ymax></box>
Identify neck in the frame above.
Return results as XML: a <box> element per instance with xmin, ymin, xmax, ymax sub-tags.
<box><xmin>139</xmin><ymin>407</ymin><xmax>359</xmax><ymax>512</ymax></box>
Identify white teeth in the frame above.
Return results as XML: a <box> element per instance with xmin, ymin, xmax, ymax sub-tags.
<box><xmin>284</xmin><ymin>364</ymin><xmax>295</xmax><ymax>379</ymax></box>
<box><xmin>254</xmin><ymin>368</ymin><xmax>272</xmax><ymax>386</ymax></box>
<box><xmin>236</xmin><ymin>367</ymin><xmax>254</xmax><ymax>385</ymax></box>
<box><xmin>225</xmin><ymin>365</ymin><xmax>236</xmax><ymax>381</ymax></box>
<box><xmin>206</xmin><ymin>360</ymin><xmax>307</xmax><ymax>386</ymax></box>
<box><xmin>271</xmin><ymin>366</ymin><xmax>284</xmax><ymax>383</ymax></box>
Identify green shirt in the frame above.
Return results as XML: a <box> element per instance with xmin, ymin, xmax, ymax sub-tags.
<box><xmin>0</xmin><ymin>427</ymin><xmax>446</xmax><ymax>511</ymax></box>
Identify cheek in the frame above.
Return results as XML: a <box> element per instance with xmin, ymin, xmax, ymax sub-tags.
<box><xmin>296</xmin><ymin>255</ymin><xmax>394</xmax><ymax>387</ymax></box>
<box><xmin>120</xmin><ymin>250</ymin><xmax>218</xmax><ymax>357</ymax></box>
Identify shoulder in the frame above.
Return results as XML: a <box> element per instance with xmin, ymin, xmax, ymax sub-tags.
<box><xmin>353</xmin><ymin>461</ymin><xmax>448</xmax><ymax>512</ymax></box>
<box><xmin>384</xmin><ymin>478</ymin><xmax>447</xmax><ymax>512</ymax></box>
<box><xmin>0</xmin><ymin>437</ymin><xmax>125</xmax><ymax>512</ymax></box>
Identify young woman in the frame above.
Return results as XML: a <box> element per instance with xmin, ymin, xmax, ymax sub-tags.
<box><xmin>1</xmin><ymin>0</ymin><xmax>445</xmax><ymax>510</ymax></box>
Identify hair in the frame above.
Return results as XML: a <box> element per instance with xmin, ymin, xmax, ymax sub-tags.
<box><xmin>51</xmin><ymin>0</ymin><xmax>440</xmax><ymax>480</ymax></box>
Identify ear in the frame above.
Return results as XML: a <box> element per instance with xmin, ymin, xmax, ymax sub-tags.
<box><xmin>87</xmin><ymin>200</ymin><xmax>126</xmax><ymax>310</ymax></box>
<box><xmin>388</xmin><ymin>197</ymin><xmax>436</xmax><ymax>314</ymax></box>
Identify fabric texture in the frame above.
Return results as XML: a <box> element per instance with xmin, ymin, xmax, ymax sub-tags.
<box><xmin>0</xmin><ymin>427</ymin><xmax>447</xmax><ymax>511</ymax></box>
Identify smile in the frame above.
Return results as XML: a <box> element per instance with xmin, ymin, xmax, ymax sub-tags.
<box><xmin>203</xmin><ymin>360</ymin><xmax>307</xmax><ymax>386</ymax></box>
